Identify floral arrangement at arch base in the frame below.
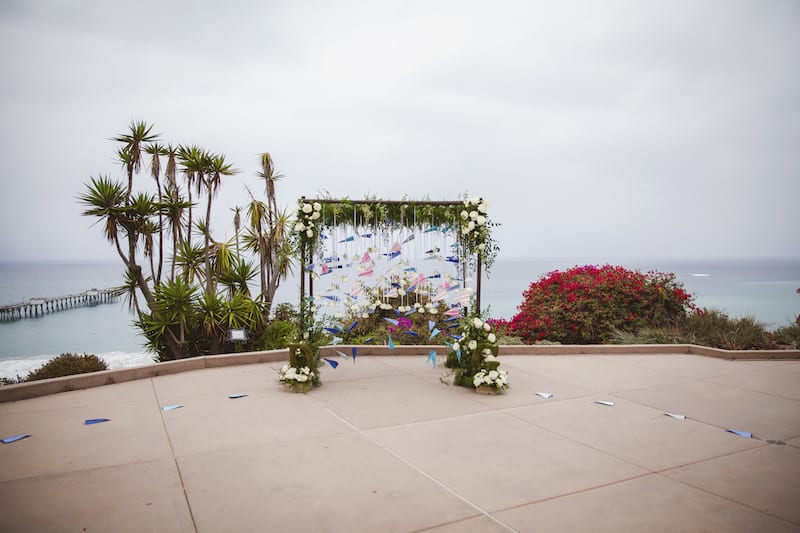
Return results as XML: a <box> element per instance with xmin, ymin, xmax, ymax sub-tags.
<box><xmin>445</xmin><ymin>315</ymin><xmax>508</xmax><ymax>394</ymax></box>
<box><xmin>279</xmin><ymin>342</ymin><xmax>322</xmax><ymax>393</ymax></box>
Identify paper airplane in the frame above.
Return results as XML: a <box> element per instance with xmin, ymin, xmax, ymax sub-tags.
<box><xmin>595</xmin><ymin>401</ymin><xmax>615</xmax><ymax>406</ymax></box>
<box><xmin>426</xmin><ymin>350</ymin><xmax>437</xmax><ymax>367</ymax></box>
<box><xmin>84</xmin><ymin>418</ymin><xmax>111</xmax><ymax>425</ymax></box>
<box><xmin>1</xmin><ymin>434</ymin><xmax>31</xmax><ymax>443</ymax></box>
<box><xmin>727</xmin><ymin>429</ymin><xmax>752</xmax><ymax>438</ymax></box>
<box><xmin>535</xmin><ymin>392</ymin><xmax>553</xmax><ymax>399</ymax></box>
<box><xmin>664</xmin><ymin>413</ymin><xmax>686</xmax><ymax>420</ymax></box>
<box><xmin>162</xmin><ymin>404</ymin><xmax>183</xmax><ymax>411</ymax></box>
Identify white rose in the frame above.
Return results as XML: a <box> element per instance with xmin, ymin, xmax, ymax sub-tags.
<box><xmin>488</xmin><ymin>333</ymin><xmax>496</xmax><ymax>343</ymax></box>
<box><xmin>469</xmin><ymin>210</ymin><xmax>479</xmax><ymax>220</ymax></box>
<box><xmin>313</xmin><ymin>202</ymin><xmax>321</xmax><ymax>211</ymax></box>
<box><xmin>478</xmin><ymin>202</ymin><xmax>488</xmax><ymax>213</ymax></box>
<box><xmin>468</xmin><ymin>340</ymin><xmax>477</xmax><ymax>351</ymax></box>
<box><xmin>467</xmin><ymin>221</ymin><xmax>476</xmax><ymax>231</ymax></box>
<box><xmin>488</xmin><ymin>370</ymin><xmax>499</xmax><ymax>380</ymax></box>
<box><xmin>470</xmin><ymin>196</ymin><xmax>480</xmax><ymax>205</ymax></box>
<box><xmin>472</xmin><ymin>318</ymin><xmax>483</xmax><ymax>328</ymax></box>
<box><xmin>473</xmin><ymin>375</ymin><xmax>483</xmax><ymax>387</ymax></box>
<box><xmin>483</xmin><ymin>323</ymin><xmax>491</xmax><ymax>332</ymax></box>
<box><xmin>428</xmin><ymin>308</ymin><xmax>437</xmax><ymax>314</ymax></box>
<box><xmin>460</xmin><ymin>210</ymin><xmax>469</xmax><ymax>220</ymax></box>
<box><xmin>477</xmin><ymin>243</ymin><xmax>486</xmax><ymax>251</ymax></box>
<box><xmin>452</xmin><ymin>342</ymin><xmax>460</xmax><ymax>351</ymax></box>
<box><xmin>302</xmin><ymin>204</ymin><xmax>312</xmax><ymax>213</ymax></box>
<box><xmin>295</xmin><ymin>222</ymin><xmax>305</xmax><ymax>231</ymax></box>
<box><xmin>296</xmin><ymin>374</ymin><xmax>308</xmax><ymax>382</ymax></box>
<box><xmin>311</xmin><ymin>211</ymin><xmax>320</xmax><ymax>220</ymax></box>
<box><xmin>476</xmin><ymin>215</ymin><xmax>486</xmax><ymax>226</ymax></box>
<box><xmin>398</xmin><ymin>289</ymin><xmax>406</xmax><ymax>296</ymax></box>
<box><xmin>462</xmin><ymin>227</ymin><xmax>470</xmax><ymax>235</ymax></box>
<box><xmin>306</xmin><ymin>229</ymin><xmax>314</xmax><ymax>238</ymax></box>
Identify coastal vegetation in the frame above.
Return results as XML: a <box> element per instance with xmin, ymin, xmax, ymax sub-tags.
<box><xmin>499</xmin><ymin>265</ymin><xmax>799</xmax><ymax>350</ymax></box>
<box><xmin>80</xmin><ymin>121</ymin><xmax>293</xmax><ymax>361</ymax></box>
<box><xmin>0</xmin><ymin>353</ymin><xmax>109</xmax><ymax>384</ymax></box>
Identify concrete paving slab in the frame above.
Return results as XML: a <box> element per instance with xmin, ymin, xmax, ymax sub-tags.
<box><xmin>161</xmin><ymin>387</ymin><xmax>354</xmax><ymax>457</ymax></box>
<box><xmin>0</xmin><ymin>399</ymin><xmax>171</xmax><ymax>481</ymax></box>
<box><xmin>315</xmin><ymin>354</ymin><xmax>404</xmax><ymax>383</ymax></box>
<box><xmin>664</xmin><ymin>444</ymin><xmax>800</xmax><ymax>526</ymax></box>
<box><xmin>178</xmin><ymin>432</ymin><xmax>478</xmax><ymax>532</ymax></box>
<box><xmin>312</xmin><ymin>373</ymin><xmax>490</xmax><ymax>429</ymax></box>
<box><xmin>507</xmin><ymin>396</ymin><xmax>762</xmax><ymax>471</ymax></box>
<box><xmin>0</xmin><ymin>379</ymin><xmax>156</xmax><ymax>414</ymax></box>
<box><xmin>478</xmin><ymin>364</ymin><xmax>601</xmax><ymax>409</ymax></box>
<box><xmin>617</xmin><ymin>380</ymin><xmax>800</xmax><ymax>442</ymax></box>
<box><xmin>367</xmin><ymin>410</ymin><xmax>646</xmax><ymax>511</ymax></box>
<box><xmin>1</xmin><ymin>354</ymin><xmax>797</xmax><ymax>532</ymax></box>
<box><xmin>494</xmin><ymin>473</ymin><xmax>799</xmax><ymax>533</ymax></box>
<box><xmin>498</xmin><ymin>355</ymin><xmax>682</xmax><ymax>393</ymax></box>
<box><xmin>421</xmin><ymin>514</ymin><xmax>513</xmax><ymax>532</ymax></box>
<box><xmin>706</xmin><ymin>362</ymin><xmax>800</xmax><ymax>400</ymax></box>
<box><xmin>605</xmin><ymin>354</ymin><xmax>766</xmax><ymax>380</ymax></box>
<box><xmin>0</xmin><ymin>458</ymin><xmax>194</xmax><ymax>533</ymax></box>
<box><xmin>151</xmin><ymin>364</ymin><xmax>277</xmax><ymax>400</ymax></box>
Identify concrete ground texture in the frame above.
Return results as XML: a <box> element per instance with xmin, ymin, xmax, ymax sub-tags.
<box><xmin>1</xmin><ymin>353</ymin><xmax>799</xmax><ymax>532</ymax></box>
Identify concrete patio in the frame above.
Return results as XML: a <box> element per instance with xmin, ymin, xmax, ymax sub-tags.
<box><xmin>1</xmin><ymin>353</ymin><xmax>799</xmax><ymax>532</ymax></box>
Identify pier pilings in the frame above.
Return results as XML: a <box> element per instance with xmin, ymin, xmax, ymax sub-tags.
<box><xmin>0</xmin><ymin>289</ymin><xmax>118</xmax><ymax>321</ymax></box>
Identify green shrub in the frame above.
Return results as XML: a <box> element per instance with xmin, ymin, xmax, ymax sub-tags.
<box><xmin>25</xmin><ymin>353</ymin><xmax>108</xmax><ymax>381</ymax></box>
<box><xmin>768</xmin><ymin>324</ymin><xmax>800</xmax><ymax>349</ymax></box>
<box><xmin>683</xmin><ymin>309</ymin><xmax>774</xmax><ymax>350</ymax></box>
<box><xmin>510</xmin><ymin>265</ymin><xmax>694</xmax><ymax>344</ymax></box>
<box><xmin>611</xmin><ymin>327</ymin><xmax>690</xmax><ymax>345</ymax></box>
<box><xmin>257</xmin><ymin>319</ymin><xmax>298</xmax><ymax>350</ymax></box>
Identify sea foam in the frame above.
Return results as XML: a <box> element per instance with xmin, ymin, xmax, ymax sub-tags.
<box><xmin>0</xmin><ymin>350</ymin><xmax>155</xmax><ymax>381</ymax></box>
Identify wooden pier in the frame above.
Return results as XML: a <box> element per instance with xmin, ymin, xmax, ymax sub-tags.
<box><xmin>0</xmin><ymin>289</ymin><xmax>119</xmax><ymax>321</ymax></box>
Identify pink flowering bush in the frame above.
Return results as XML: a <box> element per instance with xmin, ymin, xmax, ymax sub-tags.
<box><xmin>509</xmin><ymin>265</ymin><xmax>694</xmax><ymax>344</ymax></box>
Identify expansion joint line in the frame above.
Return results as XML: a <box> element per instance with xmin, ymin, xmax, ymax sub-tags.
<box><xmin>324</xmin><ymin>407</ymin><xmax>520</xmax><ymax>533</ymax></box>
<box><xmin>151</xmin><ymin>379</ymin><xmax>200</xmax><ymax>533</ymax></box>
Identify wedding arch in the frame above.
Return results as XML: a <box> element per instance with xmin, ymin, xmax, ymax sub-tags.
<box><xmin>292</xmin><ymin>196</ymin><xmax>497</xmax><ymax>330</ymax></box>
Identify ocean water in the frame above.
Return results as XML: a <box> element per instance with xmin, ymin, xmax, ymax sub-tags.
<box><xmin>1</xmin><ymin>258</ymin><xmax>798</xmax><ymax>380</ymax></box>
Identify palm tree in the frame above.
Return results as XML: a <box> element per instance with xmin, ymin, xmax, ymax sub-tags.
<box><xmin>145</xmin><ymin>142</ymin><xmax>168</xmax><ymax>283</ymax></box>
<box><xmin>112</xmin><ymin>120</ymin><xmax>158</xmax><ymax>202</ymax></box>
<box><xmin>202</xmin><ymin>153</ymin><xmax>238</xmax><ymax>292</ymax></box>
<box><xmin>177</xmin><ymin>144</ymin><xmax>207</xmax><ymax>245</ymax></box>
<box><xmin>79</xmin><ymin>177</ymin><xmax>157</xmax><ymax>309</ymax></box>
<box><xmin>231</xmin><ymin>205</ymin><xmax>242</xmax><ymax>255</ymax></box>
<box><xmin>160</xmin><ymin>185</ymin><xmax>191</xmax><ymax>279</ymax></box>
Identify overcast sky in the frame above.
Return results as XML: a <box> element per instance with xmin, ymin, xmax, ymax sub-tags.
<box><xmin>1</xmin><ymin>0</ymin><xmax>798</xmax><ymax>263</ymax></box>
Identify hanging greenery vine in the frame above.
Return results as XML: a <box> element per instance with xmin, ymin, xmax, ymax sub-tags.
<box><xmin>293</xmin><ymin>195</ymin><xmax>499</xmax><ymax>270</ymax></box>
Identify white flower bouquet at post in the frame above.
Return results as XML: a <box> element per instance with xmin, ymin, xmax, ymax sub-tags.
<box><xmin>472</xmin><ymin>368</ymin><xmax>509</xmax><ymax>392</ymax></box>
<box><xmin>279</xmin><ymin>342</ymin><xmax>322</xmax><ymax>393</ymax></box>
<box><xmin>445</xmin><ymin>315</ymin><xmax>508</xmax><ymax>393</ymax></box>
<box><xmin>294</xmin><ymin>200</ymin><xmax>323</xmax><ymax>250</ymax></box>
<box><xmin>278</xmin><ymin>364</ymin><xmax>316</xmax><ymax>392</ymax></box>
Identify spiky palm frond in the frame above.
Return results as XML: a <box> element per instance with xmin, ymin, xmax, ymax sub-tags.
<box><xmin>78</xmin><ymin>175</ymin><xmax>127</xmax><ymax>244</ymax></box>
